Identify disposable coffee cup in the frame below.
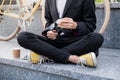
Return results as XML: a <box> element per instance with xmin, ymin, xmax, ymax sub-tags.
<box><xmin>12</xmin><ymin>48</ymin><xmax>21</xmax><ymax>58</ymax></box>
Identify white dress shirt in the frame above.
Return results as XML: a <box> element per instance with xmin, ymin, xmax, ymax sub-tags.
<box><xmin>56</xmin><ymin>0</ymin><xmax>67</xmax><ymax>18</ymax></box>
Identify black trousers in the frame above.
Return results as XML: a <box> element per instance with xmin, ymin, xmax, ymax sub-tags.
<box><xmin>17</xmin><ymin>32</ymin><xmax>104</xmax><ymax>63</ymax></box>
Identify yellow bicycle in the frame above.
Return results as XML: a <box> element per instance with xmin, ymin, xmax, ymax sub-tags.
<box><xmin>0</xmin><ymin>0</ymin><xmax>110</xmax><ymax>41</ymax></box>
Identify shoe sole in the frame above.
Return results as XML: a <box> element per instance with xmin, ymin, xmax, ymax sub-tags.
<box><xmin>90</xmin><ymin>52</ymin><xmax>97</xmax><ymax>67</ymax></box>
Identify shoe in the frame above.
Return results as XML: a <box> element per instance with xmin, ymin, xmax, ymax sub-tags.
<box><xmin>77</xmin><ymin>52</ymin><xmax>97</xmax><ymax>67</ymax></box>
<box><xmin>28</xmin><ymin>51</ymin><xmax>49</xmax><ymax>64</ymax></box>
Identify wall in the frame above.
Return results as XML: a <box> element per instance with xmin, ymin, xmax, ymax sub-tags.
<box><xmin>96</xmin><ymin>3</ymin><xmax>120</xmax><ymax>49</ymax></box>
<box><xmin>0</xmin><ymin>3</ymin><xmax>120</xmax><ymax>49</ymax></box>
<box><xmin>0</xmin><ymin>5</ymin><xmax>44</xmax><ymax>37</ymax></box>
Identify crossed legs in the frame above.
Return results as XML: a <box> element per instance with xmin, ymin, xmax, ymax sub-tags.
<box><xmin>17</xmin><ymin>32</ymin><xmax>104</xmax><ymax>64</ymax></box>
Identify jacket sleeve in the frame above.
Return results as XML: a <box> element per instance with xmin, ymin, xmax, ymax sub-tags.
<box><xmin>76</xmin><ymin>0</ymin><xmax>96</xmax><ymax>36</ymax></box>
<box><xmin>42</xmin><ymin>0</ymin><xmax>53</xmax><ymax>36</ymax></box>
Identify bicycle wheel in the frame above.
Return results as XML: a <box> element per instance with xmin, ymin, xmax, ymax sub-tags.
<box><xmin>0</xmin><ymin>0</ymin><xmax>42</xmax><ymax>41</ymax></box>
<box><xmin>99</xmin><ymin>0</ymin><xmax>110</xmax><ymax>34</ymax></box>
<box><xmin>0</xmin><ymin>0</ymin><xmax>21</xmax><ymax>41</ymax></box>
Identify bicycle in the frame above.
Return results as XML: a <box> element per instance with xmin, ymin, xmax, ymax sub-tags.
<box><xmin>0</xmin><ymin>0</ymin><xmax>110</xmax><ymax>41</ymax></box>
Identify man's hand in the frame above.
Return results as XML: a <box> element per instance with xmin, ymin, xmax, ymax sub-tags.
<box><xmin>47</xmin><ymin>30</ymin><xmax>58</xmax><ymax>40</ymax></box>
<box><xmin>57</xmin><ymin>17</ymin><xmax>77</xmax><ymax>29</ymax></box>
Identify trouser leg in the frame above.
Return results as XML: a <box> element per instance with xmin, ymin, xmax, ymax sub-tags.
<box><xmin>17</xmin><ymin>32</ymin><xmax>70</xmax><ymax>63</ymax></box>
<box><xmin>17</xmin><ymin>32</ymin><xmax>103</xmax><ymax>63</ymax></box>
<box><xmin>61</xmin><ymin>33</ymin><xmax>104</xmax><ymax>57</ymax></box>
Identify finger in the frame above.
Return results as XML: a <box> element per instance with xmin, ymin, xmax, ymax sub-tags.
<box><xmin>58</xmin><ymin>22</ymin><xmax>74</xmax><ymax>29</ymax></box>
<box><xmin>52</xmin><ymin>30</ymin><xmax>57</xmax><ymax>33</ymax></box>
<box><xmin>47</xmin><ymin>32</ymin><xmax>54</xmax><ymax>37</ymax></box>
<box><xmin>60</xmin><ymin>20</ymin><xmax>72</xmax><ymax>23</ymax></box>
<box><xmin>48</xmin><ymin>36</ymin><xmax>56</xmax><ymax>40</ymax></box>
<box><xmin>47</xmin><ymin>32</ymin><xmax>56</xmax><ymax>36</ymax></box>
<box><xmin>58</xmin><ymin>19</ymin><xmax>73</xmax><ymax>25</ymax></box>
<box><xmin>47</xmin><ymin>33</ymin><xmax>54</xmax><ymax>37</ymax></box>
<box><xmin>48</xmin><ymin>37</ymin><xmax>53</xmax><ymax>40</ymax></box>
<box><xmin>63</xmin><ymin>18</ymin><xmax>73</xmax><ymax>22</ymax></box>
<box><xmin>47</xmin><ymin>31</ymin><xmax>53</xmax><ymax>34</ymax></box>
<box><xmin>61</xmin><ymin>22</ymin><xmax>73</xmax><ymax>26</ymax></box>
<box><xmin>62</xmin><ymin>23</ymin><xmax>73</xmax><ymax>27</ymax></box>
<box><xmin>47</xmin><ymin>33</ymin><xmax>50</xmax><ymax>37</ymax></box>
<box><xmin>47</xmin><ymin>32</ymin><xmax>58</xmax><ymax>37</ymax></box>
<box><xmin>52</xmin><ymin>30</ymin><xmax>58</xmax><ymax>36</ymax></box>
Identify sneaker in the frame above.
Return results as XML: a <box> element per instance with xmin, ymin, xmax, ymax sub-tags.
<box><xmin>28</xmin><ymin>51</ymin><xmax>49</xmax><ymax>64</ymax></box>
<box><xmin>77</xmin><ymin>52</ymin><xmax>97</xmax><ymax>67</ymax></box>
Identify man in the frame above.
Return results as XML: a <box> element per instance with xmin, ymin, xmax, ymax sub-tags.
<box><xmin>17</xmin><ymin>0</ymin><xmax>104</xmax><ymax>67</ymax></box>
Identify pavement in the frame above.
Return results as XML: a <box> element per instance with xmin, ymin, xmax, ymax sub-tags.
<box><xmin>0</xmin><ymin>39</ymin><xmax>28</xmax><ymax>59</ymax></box>
<box><xmin>0</xmin><ymin>39</ymin><xmax>120</xmax><ymax>80</ymax></box>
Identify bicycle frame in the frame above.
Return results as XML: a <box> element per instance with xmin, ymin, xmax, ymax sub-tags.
<box><xmin>0</xmin><ymin>0</ymin><xmax>42</xmax><ymax>18</ymax></box>
<box><xmin>0</xmin><ymin>0</ymin><xmax>42</xmax><ymax>41</ymax></box>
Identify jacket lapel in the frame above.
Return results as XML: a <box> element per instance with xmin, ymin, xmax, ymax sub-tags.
<box><xmin>52</xmin><ymin>0</ymin><xmax>59</xmax><ymax>19</ymax></box>
<box><xmin>62</xmin><ymin>0</ymin><xmax>73</xmax><ymax>17</ymax></box>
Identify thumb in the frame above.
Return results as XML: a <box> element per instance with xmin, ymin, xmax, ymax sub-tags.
<box><xmin>52</xmin><ymin>30</ymin><xmax>57</xmax><ymax>33</ymax></box>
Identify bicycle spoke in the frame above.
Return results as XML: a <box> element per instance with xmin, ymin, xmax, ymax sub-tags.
<box><xmin>6</xmin><ymin>0</ymin><xmax>12</xmax><ymax>12</ymax></box>
<box><xmin>0</xmin><ymin>0</ymin><xmax>45</xmax><ymax>41</ymax></box>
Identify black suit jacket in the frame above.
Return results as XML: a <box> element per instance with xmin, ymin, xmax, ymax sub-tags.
<box><xmin>42</xmin><ymin>0</ymin><xmax>96</xmax><ymax>40</ymax></box>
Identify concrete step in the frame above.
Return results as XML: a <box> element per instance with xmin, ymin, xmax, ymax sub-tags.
<box><xmin>0</xmin><ymin>39</ymin><xmax>120</xmax><ymax>80</ymax></box>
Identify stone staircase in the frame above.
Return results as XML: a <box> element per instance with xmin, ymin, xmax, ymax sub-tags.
<box><xmin>0</xmin><ymin>39</ymin><xmax>120</xmax><ymax>80</ymax></box>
